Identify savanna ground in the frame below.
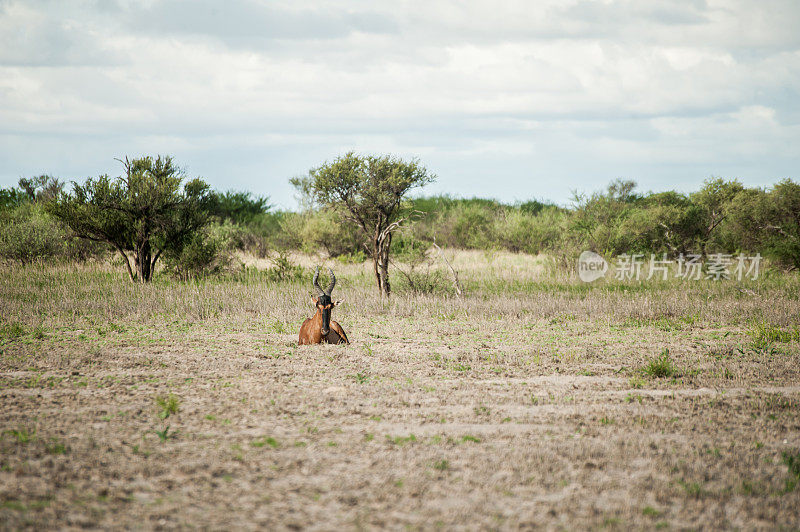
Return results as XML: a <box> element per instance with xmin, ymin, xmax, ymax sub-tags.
<box><xmin>1</xmin><ymin>251</ymin><xmax>799</xmax><ymax>530</ymax></box>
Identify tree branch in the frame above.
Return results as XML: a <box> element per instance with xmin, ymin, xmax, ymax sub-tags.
<box><xmin>432</xmin><ymin>239</ymin><xmax>463</xmax><ymax>298</ymax></box>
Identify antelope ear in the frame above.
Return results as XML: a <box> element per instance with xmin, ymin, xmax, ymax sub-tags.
<box><xmin>311</xmin><ymin>295</ymin><xmax>319</xmax><ymax>304</ymax></box>
<box><xmin>333</xmin><ymin>299</ymin><xmax>343</xmax><ymax>306</ymax></box>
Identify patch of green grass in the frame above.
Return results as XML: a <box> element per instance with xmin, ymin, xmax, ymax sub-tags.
<box><xmin>32</xmin><ymin>325</ymin><xmax>46</xmax><ymax>339</ymax></box>
<box><xmin>131</xmin><ymin>444</ymin><xmax>150</xmax><ymax>457</ymax></box>
<box><xmin>433</xmin><ymin>459</ymin><xmax>449</xmax><ymax>471</ymax></box>
<box><xmin>781</xmin><ymin>449</ymin><xmax>800</xmax><ymax>493</ymax></box>
<box><xmin>0</xmin><ymin>322</ymin><xmax>26</xmax><ymax>340</ymax></box>
<box><xmin>643</xmin><ymin>349</ymin><xmax>676</xmax><ymax>379</ymax></box>
<box><xmin>599</xmin><ymin>417</ymin><xmax>614</xmax><ymax>425</ymax></box>
<box><xmin>387</xmin><ymin>434</ymin><xmax>417</xmax><ymax>445</ymax></box>
<box><xmin>364</xmin><ymin>433</ymin><xmax>374</xmax><ymax>442</ymax></box>
<box><xmin>353</xmin><ymin>372</ymin><xmax>369</xmax><ymax>384</ymax></box>
<box><xmin>154</xmin><ymin>426</ymin><xmax>173</xmax><ymax>443</ymax></box>
<box><xmin>251</xmin><ymin>436</ymin><xmax>279</xmax><ymax>449</ymax></box>
<box><xmin>749</xmin><ymin>320</ymin><xmax>799</xmax><ymax>350</ymax></box>
<box><xmin>642</xmin><ymin>506</ymin><xmax>660</xmax><ymax>517</ymax></box>
<box><xmin>677</xmin><ymin>478</ymin><xmax>705</xmax><ymax>498</ymax></box>
<box><xmin>473</xmin><ymin>405</ymin><xmax>490</xmax><ymax>416</ymax></box>
<box><xmin>628</xmin><ymin>376</ymin><xmax>646</xmax><ymax>389</ymax></box>
<box><xmin>3</xmin><ymin>427</ymin><xmax>35</xmax><ymax>444</ymax></box>
<box><xmin>155</xmin><ymin>394</ymin><xmax>180</xmax><ymax>420</ymax></box>
<box><xmin>601</xmin><ymin>516</ymin><xmax>621</xmax><ymax>527</ymax></box>
<box><xmin>461</xmin><ymin>435</ymin><xmax>481</xmax><ymax>443</ymax></box>
<box><xmin>0</xmin><ymin>500</ymin><xmax>26</xmax><ymax>511</ymax></box>
<box><xmin>45</xmin><ymin>438</ymin><xmax>68</xmax><ymax>455</ymax></box>
<box><xmin>625</xmin><ymin>393</ymin><xmax>643</xmax><ymax>404</ymax></box>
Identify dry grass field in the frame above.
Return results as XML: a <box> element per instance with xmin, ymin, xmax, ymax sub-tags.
<box><xmin>1</xmin><ymin>251</ymin><xmax>799</xmax><ymax>530</ymax></box>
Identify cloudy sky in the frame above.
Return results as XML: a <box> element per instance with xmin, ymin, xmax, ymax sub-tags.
<box><xmin>1</xmin><ymin>0</ymin><xmax>799</xmax><ymax>209</ymax></box>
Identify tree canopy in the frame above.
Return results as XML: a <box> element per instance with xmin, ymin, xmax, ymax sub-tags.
<box><xmin>48</xmin><ymin>155</ymin><xmax>211</xmax><ymax>282</ymax></box>
<box><xmin>292</xmin><ymin>152</ymin><xmax>435</xmax><ymax>296</ymax></box>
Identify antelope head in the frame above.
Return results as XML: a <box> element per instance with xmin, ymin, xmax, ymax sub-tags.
<box><xmin>312</xmin><ymin>267</ymin><xmax>341</xmax><ymax>337</ymax></box>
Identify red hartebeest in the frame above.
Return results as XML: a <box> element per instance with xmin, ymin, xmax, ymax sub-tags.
<box><xmin>298</xmin><ymin>267</ymin><xmax>349</xmax><ymax>345</ymax></box>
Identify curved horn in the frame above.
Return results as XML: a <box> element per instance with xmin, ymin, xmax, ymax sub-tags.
<box><xmin>312</xmin><ymin>267</ymin><xmax>325</xmax><ymax>297</ymax></box>
<box><xmin>325</xmin><ymin>268</ymin><xmax>336</xmax><ymax>295</ymax></box>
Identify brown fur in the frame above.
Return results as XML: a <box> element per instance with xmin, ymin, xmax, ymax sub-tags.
<box><xmin>298</xmin><ymin>301</ymin><xmax>349</xmax><ymax>345</ymax></box>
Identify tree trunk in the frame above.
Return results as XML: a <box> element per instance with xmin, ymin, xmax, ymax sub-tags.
<box><xmin>378</xmin><ymin>232</ymin><xmax>391</xmax><ymax>297</ymax></box>
<box><xmin>133</xmin><ymin>240</ymin><xmax>153</xmax><ymax>283</ymax></box>
<box><xmin>372</xmin><ymin>238</ymin><xmax>381</xmax><ymax>293</ymax></box>
<box><xmin>370</xmin><ymin>232</ymin><xmax>392</xmax><ymax>298</ymax></box>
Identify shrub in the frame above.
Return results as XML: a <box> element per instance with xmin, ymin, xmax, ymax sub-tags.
<box><xmin>263</xmin><ymin>252</ymin><xmax>306</xmax><ymax>283</ymax></box>
<box><xmin>395</xmin><ymin>268</ymin><xmax>452</xmax><ymax>296</ymax></box>
<box><xmin>0</xmin><ymin>204</ymin><xmax>67</xmax><ymax>264</ymax></box>
<box><xmin>643</xmin><ymin>349</ymin><xmax>676</xmax><ymax>378</ymax></box>
<box><xmin>162</xmin><ymin>221</ymin><xmax>239</xmax><ymax>280</ymax></box>
<box><xmin>278</xmin><ymin>209</ymin><xmax>364</xmax><ymax>258</ymax></box>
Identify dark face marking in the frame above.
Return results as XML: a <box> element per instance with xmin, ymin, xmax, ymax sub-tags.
<box><xmin>316</xmin><ymin>294</ymin><xmax>332</xmax><ymax>335</ymax></box>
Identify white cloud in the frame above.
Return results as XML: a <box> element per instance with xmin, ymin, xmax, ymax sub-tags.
<box><xmin>0</xmin><ymin>0</ymin><xmax>799</xmax><ymax>208</ymax></box>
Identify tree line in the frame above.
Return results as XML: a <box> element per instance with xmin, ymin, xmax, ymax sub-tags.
<box><xmin>0</xmin><ymin>153</ymin><xmax>798</xmax><ymax>295</ymax></box>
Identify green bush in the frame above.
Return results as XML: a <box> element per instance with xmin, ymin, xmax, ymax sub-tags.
<box><xmin>492</xmin><ymin>206</ymin><xmax>567</xmax><ymax>254</ymax></box>
<box><xmin>0</xmin><ymin>204</ymin><xmax>68</xmax><ymax>264</ymax></box>
<box><xmin>162</xmin><ymin>221</ymin><xmax>240</xmax><ymax>280</ymax></box>
<box><xmin>395</xmin><ymin>268</ymin><xmax>452</xmax><ymax>296</ymax></box>
<box><xmin>263</xmin><ymin>252</ymin><xmax>306</xmax><ymax>282</ymax></box>
<box><xmin>277</xmin><ymin>209</ymin><xmax>363</xmax><ymax>258</ymax></box>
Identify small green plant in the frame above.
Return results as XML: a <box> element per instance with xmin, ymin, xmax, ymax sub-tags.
<box><xmin>628</xmin><ymin>376</ymin><xmax>646</xmax><ymax>389</ymax></box>
<box><xmin>251</xmin><ymin>436</ymin><xmax>279</xmax><ymax>449</ymax></box>
<box><xmin>433</xmin><ymin>459</ymin><xmax>449</xmax><ymax>471</ymax></box>
<box><xmin>749</xmin><ymin>321</ymin><xmax>799</xmax><ymax>351</ymax></box>
<box><xmin>353</xmin><ymin>372</ymin><xmax>369</xmax><ymax>384</ymax></box>
<box><xmin>4</xmin><ymin>427</ymin><xmax>35</xmax><ymax>444</ymax></box>
<box><xmin>625</xmin><ymin>393</ymin><xmax>643</xmax><ymax>404</ymax></box>
<box><xmin>154</xmin><ymin>426</ymin><xmax>173</xmax><ymax>443</ymax></box>
<box><xmin>264</xmin><ymin>252</ymin><xmax>305</xmax><ymax>282</ymax></box>
<box><xmin>642</xmin><ymin>506</ymin><xmax>660</xmax><ymax>517</ymax></box>
<box><xmin>644</xmin><ymin>349</ymin><xmax>676</xmax><ymax>378</ymax></box>
<box><xmin>677</xmin><ymin>478</ymin><xmax>705</xmax><ymax>498</ymax></box>
<box><xmin>32</xmin><ymin>325</ymin><xmax>46</xmax><ymax>339</ymax></box>
<box><xmin>155</xmin><ymin>394</ymin><xmax>180</xmax><ymax>420</ymax></box>
<box><xmin>387</xmin><ymin>434</ymin><xmax>417</xmax><ymax>445</ymax></box>
<box><xmin>781</xmin><ymin>449</ymin><xmax>800</xmax><ymax>493</ymax></box>
<box><xmin>45</xmin><ymin>438</ymin><xmax>67</xmax><ymax>455</ymax></box>
<box><xmin>461</xmin><ymin>435</ymin><xmax>481</xmax><ymax>443</ymax></box>
<box><xmin>364</xmin><ymin>433</ymin><xmax>374</xmax><ymax>442</ymax></box>
<box><xmin>599</xmin><ymin>417</ymin><xmax>614</xmax><ymax>425</ymax></box>
<box><xmin>473</xmin><ymin>405</ymin><xmax>490</xmax><ymax>416</ymax></box>
<box><xmin>1</xmin><ymin>322</ymin><xmax>26</xmax><ymax>340</ymax></box>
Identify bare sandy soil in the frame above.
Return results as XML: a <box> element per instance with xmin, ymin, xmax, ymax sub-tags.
<box><xmin>1</xmin><ymin>258</ymin><xmax>799</xmax><ymax>529</ymax></box>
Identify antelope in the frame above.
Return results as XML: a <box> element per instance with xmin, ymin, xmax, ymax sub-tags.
<box><xmin>298</xmin><ymin>267</ymin><xmax>349</xmax><ymax>345</ymax></box>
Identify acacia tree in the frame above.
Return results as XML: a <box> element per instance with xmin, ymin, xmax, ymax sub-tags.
<box><xmin>728</xmin><ymin>180</ymin><xmax>800</xmax><ymax>270</ymax></box>
<box><xmin>292</xmin><ymin>152</ymin><xmax>435</xmax><ymax>297</ymax></box>
<box><xmin>691</xmin><ymin>177</ymin><xmax>744</xmax><ymax>256</ymax></box>
<box><xmin>48</xmin><ymin>155</ymin><xmax>210</xmax><ymax>282</ymax></box>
